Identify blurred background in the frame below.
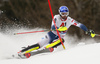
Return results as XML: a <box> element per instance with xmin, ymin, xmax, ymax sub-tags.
<box><xmin>0</xmin><ymin>0</ymin><xmax>100</xmax><ymax>39</ymax></box>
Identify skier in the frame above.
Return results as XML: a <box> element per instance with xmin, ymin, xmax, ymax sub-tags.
<box><xmin>16</xmin><ymin>6</ymin><xmax>95</xmax><ymax>58</ymax></box>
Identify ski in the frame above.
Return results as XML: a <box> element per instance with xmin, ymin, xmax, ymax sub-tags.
<box><xmin>12</xmin><ymin>48</ymin><xmax>53</xmax><ymax>59</ymax></box>
<box><xmin>30</xmin><ymin>48</ymin><xmax>53</xmax><ymax>56</ymax></box>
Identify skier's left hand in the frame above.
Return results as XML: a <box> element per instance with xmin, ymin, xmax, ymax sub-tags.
<box><xmin>86</xmin><ymin>29</ymin><xmax>96</xmax><ymax>38</ymax></box>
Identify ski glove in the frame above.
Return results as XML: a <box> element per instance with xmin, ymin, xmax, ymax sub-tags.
<box><xmin>86</xmin><ymin>29</ymin><xmax>95</xmax><ymax>38</ymax></box>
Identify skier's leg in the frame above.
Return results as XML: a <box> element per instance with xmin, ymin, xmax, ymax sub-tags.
<box><xmin>16</xmin><ymin>43</ymin><xmax>40</xmax><ymax>58</ymax></box>
<box><xmin>45</xmin><ymin>38</ymin><xmax>64</xmax><ymax>49</ymax></box>
<box><xmin>17</xmin><ymin>31</ymin><xmax>61</xmax><ymax>58</ymax></box>
<box><xmin>18</xmin><ymin>34</ymin><xmax>51</xmax><ymax>58</ymax></box>
<box><xmin>44</xmin><ymin>31</ymin><xmax>65</xmax><ymax>51</ymax></box>
<box><xmin>20</xmin><ymin>31</ymin><xmax>58</xmax><ymax>54</ymax></box>
<box><xmin>21</xmin><ymin>43</ymin><xmax>40</xmax><ymax>54</ymax></box>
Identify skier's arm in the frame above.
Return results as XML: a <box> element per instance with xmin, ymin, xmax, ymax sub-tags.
<box><xmin>51</xmin><ymin>18</ymin><xmax>59</xmax><ymax>30</ymax></box>
<box><xmin>72</xmin><ymin>20</ymin><xmax>95</xmax><ymax>37</ymax></box>
<box><xmin>78</xmin><ymin>23</ymin><xmax>88</xmax><ymax>31</ymax></box>
<box><xmin>79</xmin><ymin>24</ymin><xmax>95</xmax><ymax>37</ymax></box>
<box><xmin>51</xmin><ymin>25</ymin><xmax>59</xmax><ymax>30</ymax></box>
<box><xmin>72</xmin><ymin>20</ymin><xmax>88</xmax><ymax>31</ymax></box>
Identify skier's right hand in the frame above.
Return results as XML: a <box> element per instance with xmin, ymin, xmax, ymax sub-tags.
<box><xmin>86</xmin><ymin>29</ymin><xmax>95</xmax><ymax>38</ymax></box>
<box><xmin>58</xmin><ymin>26</ymin><xmax>68</xmax><ymax>32</ymax></box>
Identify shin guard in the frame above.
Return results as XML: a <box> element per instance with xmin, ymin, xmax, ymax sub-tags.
<box><xmin>45</xmin><ymin>39</ymin><xmax>64</xmax><ymax>49</ymax></box>
<box><xmin>21</xmin><ymin>43</ymin><xmax>40</xmax><ymax>54</ymax></box>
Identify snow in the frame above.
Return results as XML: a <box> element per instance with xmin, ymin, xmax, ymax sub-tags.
<box><xmin>0</xmin><ymin>28</ymin><xmax>100</xmax><ymax>64</ymax></box>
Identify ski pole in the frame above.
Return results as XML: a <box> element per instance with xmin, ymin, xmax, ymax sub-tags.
<box><xmin>14</xmin><ymin>30</ymin><xmax>48</xmax><ymax>35</ymax></box>
<box><xmin>95</xmin><ymin>34</ymin><xmax>100</xmax><ymax>37</ymax></box>
<box><xmin>14</xmin><ymin>29</ymin><xmax>57</xmax><ymax>35</ymax></box>
<box><xmin>48</xmin><ymin>0</ymin><xmax>65</xmax><ymax>49</ymax></box>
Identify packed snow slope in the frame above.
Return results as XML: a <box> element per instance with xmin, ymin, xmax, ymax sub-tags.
<box><xmin>0</xmin><ymin>28</ymin><xmax>100</xmax><ymax>64</ymax></box>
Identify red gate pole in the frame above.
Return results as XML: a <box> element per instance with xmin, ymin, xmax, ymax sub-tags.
<box><xmin>48</xmin><ymin>0</ymin><xmax>65</xmax><ymax>49</ymax></box>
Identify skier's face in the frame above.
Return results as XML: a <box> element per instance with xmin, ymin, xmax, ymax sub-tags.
<box><xmin>61</xmin><ymin>13</ymin><xmax>67</xmax><ymax>16</ymax></box>
<box><xmin>61</xmin><ymin>12</ymin><xmax>67</xmax><ymax>19</ymax></box>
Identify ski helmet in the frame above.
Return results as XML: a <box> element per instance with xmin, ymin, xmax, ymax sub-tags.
<box><xmin>59</xmin><ymin>6</ymin><xmax>69</xmax><ymax>17</ymax></box>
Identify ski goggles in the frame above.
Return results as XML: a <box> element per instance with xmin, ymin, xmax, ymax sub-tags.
<box><xmin>60</xmin><ymin>12</ymin><xmax>68</xmax><ymax>16</ymax></box>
